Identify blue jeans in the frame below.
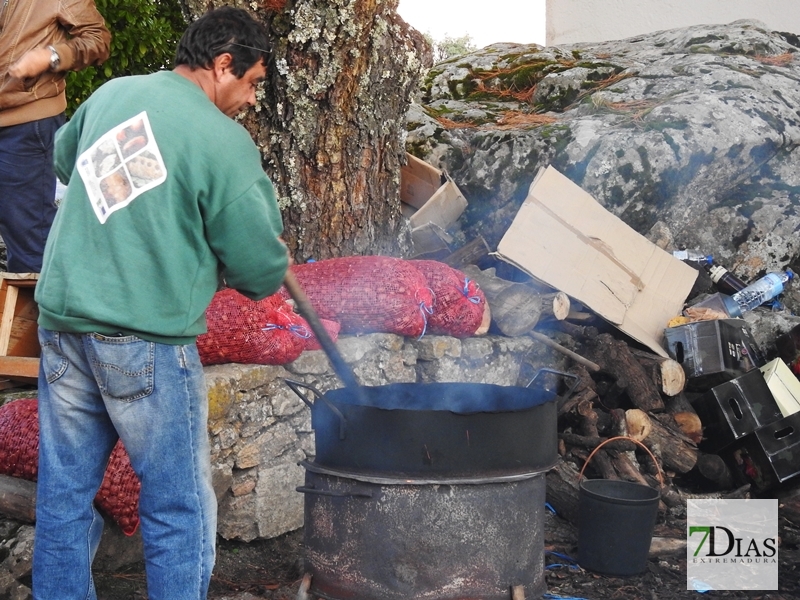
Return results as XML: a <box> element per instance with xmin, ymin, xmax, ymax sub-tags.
<box><xmin>0</xmin><ymin>114</ymin><xmax>65</xmax><ymax>272</ymax></box>
<box><xmin>32</xmin><ymin>329</ymin><xmax>217</xmax><ymax>600</ymax></box>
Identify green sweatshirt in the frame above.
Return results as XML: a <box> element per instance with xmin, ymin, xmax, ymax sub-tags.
<box><xmin>36</xmin><ymin>70</ymin><xmax>289</xmax><ymax>344</ymax></box>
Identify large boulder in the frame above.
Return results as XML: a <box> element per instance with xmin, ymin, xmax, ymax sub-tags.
<box><xmin>406</xmin><ymin>19</ymin><xmax>800</xmax><ymax>312</ymax></box>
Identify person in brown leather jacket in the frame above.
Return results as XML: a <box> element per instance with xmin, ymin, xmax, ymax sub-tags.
<box><xmin>0</xmin><ymin>0</ymin><xmax>110</xmax><ymax>272</ymax></box>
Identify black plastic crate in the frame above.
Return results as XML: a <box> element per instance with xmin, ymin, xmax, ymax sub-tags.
<box><xmin>692</xmin><ymin>369</ymin><xmax>783</xmax><ymax>453</ymax></box>
<box><xmin>664</xmin><ymin>318</ymin><xmax>765</xmax><ymax>391</ymax></box>
<box><xmin>776</xmin><ymin>323</ymin><xmax>800</xmax><ymax>368</ymax></box>
<box><xmin>724</xmin><ymin>411</ymin><xmax>800</xmax><ymax>490</ymax></box>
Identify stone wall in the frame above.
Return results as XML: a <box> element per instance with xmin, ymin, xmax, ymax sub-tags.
<box><xmin>206</xmin><ymin>332</ymin><xmax>558</xmax><ymax>541</ymax></box>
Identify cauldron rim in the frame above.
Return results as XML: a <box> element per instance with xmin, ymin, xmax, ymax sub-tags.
<box><xmin>323</xmin><ymin>381</ymin><xmax>558</xmax><ymax>414</ymax></box>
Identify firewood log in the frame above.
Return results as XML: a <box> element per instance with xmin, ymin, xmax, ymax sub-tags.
<box><xmin>545</xmin><ymin>460</ymin><xmax>581</xmax><ymax>525</ymax></box>
<box><xmin>559</xmin><ymin>432</ymin><xmax>638</xmax><ymax>452</ymax></box>
<box><xmin>671</xmin><ymin>412</ymin><xmax>703</xmax><ymax>445</ymax></box>
<box><xmin>586</xmin><ymin>450</ymin><xmax>618</xmax><ymax>480</ymax></box>
<box><xmin>642</xmin><ymin>415</ymin><xmax>699</xmax><ymax>474</ymax></box>
<box><xmin>696</xmin><ymin>453</ymin><xmax>735</xmax><ymax>490</ymax></box>
<box><xmin>577</xmin><ymin>399</ymin><xmax>599</xmax><ymax>437</ymax></box>
<box><xmin>460</xmin><ymin>266</ymin><xmax>569</xmax><ymax>336</ymax></box>
<box><xmin>474</xmin><ymin>301</ymin><xmax>492</xmax><ymax>336</ymax></box>
<box><xmin>625</xmin><ymin>408</ymin><xmax>652</xmax><ymax>441</ymax></box>
<box><xmin>665</xmin><ymin>393</ymin><xmax>703</xmax><ymax>444</ymax></box>
<box><xmin>0</xmin><ymin>474</ymin><xmax>36</xmax><ymax>522</ymax></box>
<box><xmin>609</xmin><ymin>451</ymin><xmax>651</xmax><ymax>486</ymax></box>
<box><xmin>630</xmin><ymin>348</ymin><xmax>686</xmax><ymax>397</ymax></box>
<box><xmin>607</xmin><ymin>408</ymin><xmax>652</xmax><ymax>485</ymax></box>
<box><xmin>582</xmin><ymin>333</ymin><xmax>665</xmax><ymax>412</ymax></box>
<box><xmin>556</xmin><ymin>365</ymin><xmax>597</xmax><ymax>416</ymax></box>
<box><xmin>558</xmin><ymin>386</ymin><xmax>596</xmax><ymax>417</ymax></box>
<box><xmin>529</xmin><ymin>331</ymin><xmax>599</xmax><ymax>372</ymax></box>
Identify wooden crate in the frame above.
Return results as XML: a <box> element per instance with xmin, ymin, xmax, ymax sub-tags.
<box><xmin>0</xmin><ymin>273</ymin><xmax>40</xmax><ymax>386</ymax></box>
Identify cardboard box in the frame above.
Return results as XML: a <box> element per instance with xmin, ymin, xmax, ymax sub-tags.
<box><xmin>664</xmin><ymin>318</ymin><xmax>765</xmax><ymax>391</ymax></box>
<box><xmin>495</xmin><ymin>166</ymin><xmax>698</xmax><ymax>357</ymax></box>
<box><xmin>692</xmin><ymin>368</ymin><xmax>783</xmax><ymax>453</ymax></box>
<box><xmin>400</xmin><ymin>154</ymin><xmax>467</xmax><ymax>255</ymax></box>
<box><xmin>760</xmin><ymin>358</ymin><xmax>800</xmax><ymax>417</ymax></box>
<box><xmin>724</xmin><ymin>411</ymin><xmax>800</xmax><ymax>490</ymax></box>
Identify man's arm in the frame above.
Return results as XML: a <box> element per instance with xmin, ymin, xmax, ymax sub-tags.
<box><xmin>8</xmin><ymin>0</ymin><xmax>110</xmax><ymax>79</ymax></box>
<box><xmin>53</xmin><ymin>0</ymin><xmax>112</xmax><ymax>71</ymax></box>
<box><xmin>207</xmin><ymin>178</ymin><xmax>290</xmax><ymax>301</ymax></box>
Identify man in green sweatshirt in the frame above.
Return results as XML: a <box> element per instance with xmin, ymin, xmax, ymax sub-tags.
<box><xmin>32</xmin><ymin>7</ymin><xmax>289</xmax><ymax>599</ymax></box>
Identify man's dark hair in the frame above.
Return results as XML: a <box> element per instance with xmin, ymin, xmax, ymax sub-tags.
<box><xmin>174</xmin><ymin>6</ymin><xmax>269</xmax><ymax>77</ymax></box>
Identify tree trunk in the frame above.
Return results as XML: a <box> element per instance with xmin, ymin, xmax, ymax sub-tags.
<box><xmin>181</xmin><ymin>0</ymin><xmax>429</xmax><ymax>261</ymax></box>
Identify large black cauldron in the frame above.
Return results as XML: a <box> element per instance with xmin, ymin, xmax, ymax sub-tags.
<box><xmin>286</xmin><ymin>369</ymin><xmax>576</xmax><ymax>477</ymax></box>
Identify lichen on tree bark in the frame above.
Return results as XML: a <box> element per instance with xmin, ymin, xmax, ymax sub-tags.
<box><xmin>180</xmin><ymin>0</ymin><xmax>430</xmax><ymax>261</ymax></box>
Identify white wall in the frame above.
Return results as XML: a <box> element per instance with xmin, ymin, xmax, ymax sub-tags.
<box><xmin>546</xmin><ymin>0</ymin><xmax>800</xmax><ymax>46</ymax></box>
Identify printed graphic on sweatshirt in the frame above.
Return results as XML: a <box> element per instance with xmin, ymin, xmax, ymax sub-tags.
<box><xmin>76</xmin><ymin>112</ymin><xmax>167</xmax><ymax>224</ymax></box>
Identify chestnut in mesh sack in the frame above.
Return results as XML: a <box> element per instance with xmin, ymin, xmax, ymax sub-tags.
<box><xmin>0</xmin><ymin>398</ymin><xmax>39</xmax><ymax>481</ymax></box>
<box><xmin>412</xmin><ymin>259</ymin><xmax>487</xmax><ymax>338</ymax></box>
<box><xmin>283</xmin><ymin>256</ymin><xmax>434</xmax><ymax>337</ymax></box>
<box><xmin>198</xmin><ymin>289</ymin><xmax>308</xmax><ymax>365</ymax></box>
<box><xmin>0</xmin><ymin>399</ymin><xmax>141</xmax><ymax>535</ymax></box>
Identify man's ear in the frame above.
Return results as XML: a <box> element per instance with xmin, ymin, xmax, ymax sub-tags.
<box><xmin>212</xmin><ymin>53</ymin><xmax>234</xmax><ymax>79</ymax></box>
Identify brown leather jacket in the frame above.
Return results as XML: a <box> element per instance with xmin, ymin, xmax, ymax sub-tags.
<box><xmin>0</xmin><ymin>0</ymin><xmax>111</xmax><ymax>126</ymax></box>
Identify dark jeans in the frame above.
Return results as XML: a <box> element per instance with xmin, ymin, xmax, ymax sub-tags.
<box><xmin>0</xmin><ymin>113</ymin><xmax>65</xmax><ymax>272</ymax></box>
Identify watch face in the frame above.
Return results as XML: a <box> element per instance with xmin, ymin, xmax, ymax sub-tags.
<box><xmin>48</xmin><ymin>46</ymin><xmax>60</xmax><ymax>70</ymax></box>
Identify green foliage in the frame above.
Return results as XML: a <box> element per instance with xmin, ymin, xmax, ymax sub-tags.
<box><xmin>423</xmin><ymin>32</ymin><xmax>478</xmax><ymax>64</ymax></box>
<box><xmin>65</xmin><ymin>0</ymin><xmax>187</xmax><ymax>115</ymax></box>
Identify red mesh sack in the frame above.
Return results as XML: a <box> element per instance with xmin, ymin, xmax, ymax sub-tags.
<box><xmin>411</xmin><ymin>260</ymin><xmax>487</xmax><ymax>338</ymax></box>
<box><xmin>0</xmin><ymin>400</ymin><xmax>141</xmax><ymax>535</ymax></box>
<box><xmin>198</xmin><ymin>289</ymin><xmax>304</xmax><ymax>365</ymax></box>
<box><xmin>0</xmin><ymin>399</ymin><xmax>39</xmax><ymax>480</ymax></box>
<box><xmin>284</xmin><ymin>257</ymin><xmax>434</xmax><ymax>337</ymax></box>
<box><xmin>95</xmin><ymin>440</ymin><xmax>141</xmax><ymax>536</ymax></box>
<box><xmin>302</xmin><ymin>317</ymin><xmax>341</xmax><ymax>351</ymax></box>
<box><xmin>256</xmin><ymin>303</ymin><xmax>310</xmax><ymax>363</ymax></box>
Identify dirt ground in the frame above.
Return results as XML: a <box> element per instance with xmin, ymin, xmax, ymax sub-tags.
<box><xmin>92</xmin><ymin>506</ymin><xmax>800</xmax><ymax>600</ymax></box>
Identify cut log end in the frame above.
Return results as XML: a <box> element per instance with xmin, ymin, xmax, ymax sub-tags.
<box><xmin>660</xmin><ymin>358</ymin><xmax>686</xmax><ymax>396</ymax></box>
<box><xmin>551</xmin><ymin>292</ymin><xmax>571</xmax><ymax>321</ymax></box>
<box><xmin>625</xmin><ymin>408</ymin><xmax>652</xmax><ymax>442</ymax></box>
<box><xmin>474</xmin><ymin>301</ymin><xmax>491</xmax><ymax>336</ymax></box>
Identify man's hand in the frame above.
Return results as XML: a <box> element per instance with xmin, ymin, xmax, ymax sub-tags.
<box><xmin>8</xmin><ymin>47</ymin><xmax>52</xmax><ymax>79</ymax></box>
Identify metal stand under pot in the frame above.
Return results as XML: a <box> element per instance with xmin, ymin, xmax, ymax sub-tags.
<box><xmin>296</xmin><ymin>461</ymin><xmax>548</xmax><ymax>600</ymax></box>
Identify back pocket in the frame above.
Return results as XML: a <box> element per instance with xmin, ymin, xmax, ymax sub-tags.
<box><xmin>88</xmin><ymin>334</ymin><xmax>154</xmax><ymax>402</ymax></box>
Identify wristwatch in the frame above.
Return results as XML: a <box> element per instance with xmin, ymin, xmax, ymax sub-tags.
<box><xmin>47</xmin><ymin>45</ymin><xmax>60</xmax><ymax>71</ymax></box>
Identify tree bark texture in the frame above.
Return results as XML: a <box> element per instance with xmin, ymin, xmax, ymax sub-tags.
<box><xmin>181</xmin><ymin>0</ymin><xmax>430</xmax><ymax>261</ymax></box>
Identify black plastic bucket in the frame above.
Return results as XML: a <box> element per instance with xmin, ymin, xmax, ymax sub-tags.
<box><xmin>577</xmin><ymin>478</ymin><xmax>660</xmax><ymax>576</ymax></box>
<box><xmin>577</xmin><ymin>436</ymin><xmax>662</xmax><ymax>576</ymax></box>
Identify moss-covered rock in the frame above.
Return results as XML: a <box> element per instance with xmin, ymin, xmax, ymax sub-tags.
<box><xmin>405</xmin><ymin>19</ymin><xmax>800</xmax><ymax>306</ymax></box>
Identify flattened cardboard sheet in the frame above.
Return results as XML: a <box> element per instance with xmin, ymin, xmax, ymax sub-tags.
<box><xmin>496</xmin><ymin>166</ymin><xmax>698</xmax><ymax>356</ymax></box>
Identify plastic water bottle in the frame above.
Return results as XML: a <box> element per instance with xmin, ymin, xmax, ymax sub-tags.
<box><xmin>672</xmin><ymin>250</ymin><xmax>713</xmax><ymax>266</ymax></box>
<box><xmin>723</xmin><ymin>271</ymin><xmax>793</xmax><ymax>317</ymax></box>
